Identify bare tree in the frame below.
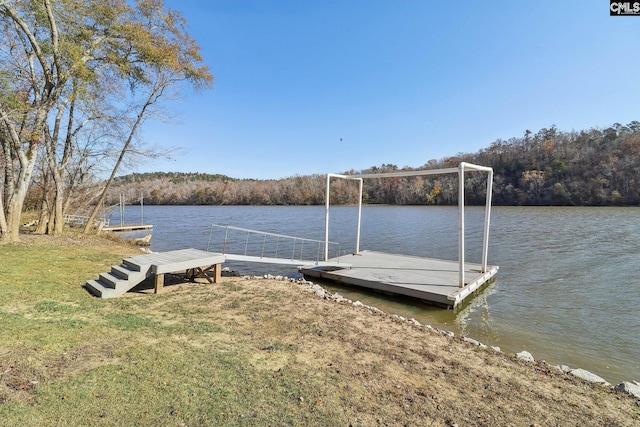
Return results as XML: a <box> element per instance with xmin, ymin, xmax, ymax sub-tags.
<box><xmin>0</xmin><ymin>0</ymin><xmax>212</xmax><ymax>242</ymax></box>
<box><xmin>84</xmin><ymin>71</ymin><xmax>195</xmax><ymax>232</ymax></box>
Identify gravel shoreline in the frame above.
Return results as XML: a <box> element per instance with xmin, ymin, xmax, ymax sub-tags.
<box><xmin>237</xmin><ymin>269</ymin><xmax>640</xmax><ymax>401</ymax></box>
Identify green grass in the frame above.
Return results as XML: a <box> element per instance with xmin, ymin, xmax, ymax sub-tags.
<box><xmin>0</xmin><ymin>234</ymin><xmax>347</xmax><ymax>426</ymax></box>
<box><xmin>15</xmin><ymin>344</ymin><xmax>341</xmax><ymax>426</ymax></box>
<box><xmin>221</xmin><ymin>281</ymin><xmax>244</xmax><ymax>292</ymax></box>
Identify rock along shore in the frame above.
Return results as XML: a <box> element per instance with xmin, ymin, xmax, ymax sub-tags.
<box><xmin>230</xmin><ymin>268</ymin><xmax>640</xmax><ymax>400</ymax></box>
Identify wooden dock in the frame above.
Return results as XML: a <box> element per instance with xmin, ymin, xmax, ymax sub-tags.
<box><xmin>86</xmin><ymin>249</ymin><xmax>226</xmax><ymax>298</ymax></box>
<box><xmin>300</xmin><ymin>250</ymin><xmax>499</xmax><ymax>308</ymax></box>
<box><xmin>102</xmin><ymin>224</ymin><xmax>153</xmax><ymax>232</ymax></box>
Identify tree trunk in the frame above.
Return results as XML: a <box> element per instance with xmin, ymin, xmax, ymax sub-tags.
<box><xmin>35</xmin><ymin>203</ymin><xmax>49</xmax><ymax>234</ymax></box>
<box><xmin>2</xmin><ymin>154</ymin><xmax>38</xmax><ymax>243</ymax></box>
<box><xmin>51</xmin><ymin>178</ymin><xmax>65</xmax><ymax>234</ymax></box>
<box><xmin>84</xmin><ymin>81</ymin><xmax>164</xmax><ymax>234</ymax></box>
<box><xmin>83</xmin><ymin>143</ymin><xmax>127</xmax><ymax>234</ymax></box>
<box><xmin>0</xmin><ymin>163</ymin><xmax>7</xmax><ymax>239</ymax></box>
<box><xmin>0</xmin><ymin>188</ymin><xmax>7</xmax><ymax>240</ymax></box>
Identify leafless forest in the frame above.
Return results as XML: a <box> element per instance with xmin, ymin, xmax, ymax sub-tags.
<box><xmin>104</xmin><ymin>122</ymin><xmax>640</xmax><ymax>207</ymax></box>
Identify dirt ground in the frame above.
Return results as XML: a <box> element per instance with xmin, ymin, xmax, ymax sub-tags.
<box><xmin>149</xmin><ymin>275</ymin><xmax>640</xmax><ymax>426</ymax></box>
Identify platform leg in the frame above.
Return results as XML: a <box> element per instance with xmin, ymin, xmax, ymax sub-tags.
<box><xmin>154</xmin><ymin>273</ymin><xmax>165</xmax><ymax>294</ymax></box>
<box><xmin>213</xmin><ymin>264</ymin><xmax>221</xmax><ymax>283</ymax></box>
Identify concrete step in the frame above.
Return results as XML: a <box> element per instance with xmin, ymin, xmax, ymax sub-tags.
<box><xmin>122</xmin><ymin>258</ymin><xmax>142</xmax><ymax>272</ymax></box>
<box><xmin>98</xmin><ymin>272</ymin><xmax>128</xmax><ymax>289</ymax></box>
<box><xmin>111</xmin><ymin>264</ymin><xmax>134</xmax><ymax>279</ymax></box>
<box><xmin>90</xmin><ymin>264</ymin><xmax>152</xmax><ymax>299</ymax></box>
<box><xmin>111</xmin><ymin>264</ymin><xmax>147</xmax><ymax>282</ymax></box>
<box><xmin>122</xmin><ymin>258</ymin><xmax>152</xmax><ymax>273</ymax></box>
<box><xmin>85</xmin><ymin>280</ymin><xmax>121</xmax><ymax>299</ymax></box>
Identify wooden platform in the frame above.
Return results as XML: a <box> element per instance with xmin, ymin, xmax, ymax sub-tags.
<box><xmin>86</xmin><ymin>249</ymin><xmax>226</xmax><ymax>299</ymax></box>
<box><xmin>300</xmin><ymin>250</ymin><xmax>499</xmax><ymax>308</ymax></box>
<box><xmin>103</xmin><ymin>224</ymin><xmax>153</xmax><ymax>232</ymax></box>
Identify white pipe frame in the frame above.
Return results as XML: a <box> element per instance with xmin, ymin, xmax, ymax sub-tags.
<box><xmin>459</xmin><ymin>164</ymin><xmax>465</xmax><ymax>287</ymax></box>
<box><xmin>325</xmin><ymin>174</ymin><xmax>364</xmax><ymax>261</ymax></box>
<box><xmin>324</xmin><ymin>162</ymin><xmax>494</xmax><ymax>288</ymax></box>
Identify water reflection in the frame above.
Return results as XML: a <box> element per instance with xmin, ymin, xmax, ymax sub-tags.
<box><xmin>454</xmin><ymin>281</ymin><xmax>498</xmax><ymax>340</ymax></box>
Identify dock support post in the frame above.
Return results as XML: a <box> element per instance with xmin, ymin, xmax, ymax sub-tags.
<box><xmin>458</xmin><ymin>164</ymin><xmax>465</xmax><ymax>288</ymax></box>
<box><xmin>325</xmin><ymin>175</ymin><xmax>331</xmax><ymax>261</ymax></box>
<box><xmin>481</xmin><ymin>169</ymin><xmax>494</xmax><ymax>273</ymax></box>
<box><xmin>154</xmin><ymin>273</ymin><xmax>165</xmax><ymax>294</ymax></box>
<box><xmin>213</xmin><ymin>263</ymin><xmax>221</xmax><ymax>283</ymax></box>
<box><xmin>356</xmin><ymin>178</ymin><xmax>363</xmax><ymax>255</ymax></box>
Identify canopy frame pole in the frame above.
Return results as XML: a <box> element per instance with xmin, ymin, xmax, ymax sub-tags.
<box><xmin>482</xmin><ymin>168</ymin><xmax>494</xmax><ymax>273</ymax></box>
<box><xmin>324</xmin><ymin>162</ymin><xmax>494</xmax><ymax>286</ymax></box>
<box><xmin>325</xmin><ymin>174</ymin><xmax>363</xmax><ymax>261</ymax></box>
<box><xmin>458</xmin><ymin>163</ymin><xmax>465</xmax><ymax>288</ymax></box>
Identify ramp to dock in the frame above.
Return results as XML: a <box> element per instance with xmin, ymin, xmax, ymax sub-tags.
<box><xmin>300</xmin><ymin>251</ymin><xmax>499</xmax><ymax>308</ymax></box>
<box><xmin>207</xmin><ymin>224</ymin><xmax>350</xmax><ymax>268</ymax></box>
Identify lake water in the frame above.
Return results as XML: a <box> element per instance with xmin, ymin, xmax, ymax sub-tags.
<box><xmin>113</xmin><ymin>205</ymin><xmax>640</xmax><ymax>384</ymax></box>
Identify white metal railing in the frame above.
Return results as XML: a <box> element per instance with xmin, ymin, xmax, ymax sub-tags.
<box><xmin>206</xmin><ymin>224</ymin><xmax>342</xmax><ymax>265</ymax></box>
<box><xmin>64</xmin><ymin>214</ymin><xmax>110</xmax><ymax>227</ymax></box>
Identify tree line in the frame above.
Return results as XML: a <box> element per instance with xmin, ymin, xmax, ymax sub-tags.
<box><xmin>105</xmin><ymin>121</ymin><xmax>640</xmax><ymax>207</ymax></box>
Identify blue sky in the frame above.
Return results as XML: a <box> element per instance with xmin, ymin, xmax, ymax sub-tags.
<box><xmin>137</xmin><ymin>0</ymin><xmax>640</xmax><ymax>180</ymax></box>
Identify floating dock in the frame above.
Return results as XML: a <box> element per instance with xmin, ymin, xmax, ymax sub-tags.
<box><xmin>300</xmin><ymin>250</ymin><xmax>499</xmax><ymax>308</ymax></box>
<box><xmin>103</xmin><ymin>224</ymin><xmax>153</xmax><ymax>232</ymax></box>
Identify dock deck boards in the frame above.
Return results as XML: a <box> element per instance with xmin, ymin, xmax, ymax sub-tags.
<box><xmin>103</xmin><ymin>224</ymin><xmax>153</xmax><ymax>232</ymax></box>
<box><xmin>125</xmin><ymin>248</ymin><xmax>226</xmax><ymax>275</ymax></box>
<box><xmin>86</xmin><ymin>249</ymin><xmax>226</xmax><ymax>298</ymax></box>
<box><xmin>300</xmin><ymin>250</ymin><xmax>499</xmax><ymax>308</ymax></box>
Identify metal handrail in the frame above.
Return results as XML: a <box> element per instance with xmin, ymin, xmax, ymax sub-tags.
<box><xmin>63</xmin><ymin>214</ymin><xmax>110</xmax><ymax>227</ymax></box>
<box><xmin>206</xmin><ymin>224</ymin><xmax>342</xmax><ymax>264</ymax></box>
